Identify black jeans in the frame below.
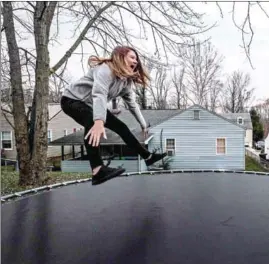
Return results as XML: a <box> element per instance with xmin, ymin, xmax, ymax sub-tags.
<box><xmin>61</xmin><ymin>96</ymin><xmax>150</xmax><ymax>169</ymax></box>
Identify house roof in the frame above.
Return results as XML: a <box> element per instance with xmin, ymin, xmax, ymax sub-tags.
<box><xmin>220</xmin><ymin>113</ymin><xmax>253</xmax><ymax>129</ymax></box>
<box><xmin>1</xmin><ymin>103</ymin><xmax>63</xmax><ymax>120</ymax></box>
<box><xmin>49</xmin><ymin>109</ymin><xmax>182</xmax><ymax>146</ymax></box>
<box><xmin>178</xmin><ymin>104</ymin><xmax>247</xmax><ymax>130</ymax></box>
<box><xmin>49</xmin><ymin>104</ymin><xmax>249</xmax><ymax>146</ymax></box>
<box><xmin>49</xmin><ymin>128</ymin><xmax>154</xmax><ymax>146</ymax></box>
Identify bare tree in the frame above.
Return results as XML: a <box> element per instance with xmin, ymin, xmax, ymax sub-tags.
<box><xmin>3</xmin><ymin>2</ymin><xmax>58</xmax><ymax>185</ymax></box>
<box><xmin>149</xmin><ymin>66</ymin><xmax>171</xmax><ymax>109</ymax></box>
<box><xmin>215</xmin><ymin>1</ymin><xmax>269</xmax><ymax>69</ymax></box>
<box><xmin>181</xmin><ymin>39</ymin><xmax>223</xmax><ymax>109</ymax></box>
<box><xmin>49</xmin><ymin>71</ymin><xmax>72</xmax><ymax>103</ymax></box>
<box><xmin>253</xmin><ymin>98</ymin><xmax>269</xmax><ymax>123</ymax></box>
<box><xmin>133</xmin><ymin>55</ymin><xmax>167</xmax><ymax>109</ymax></box>
<box><xmin>1</xmin><ymin>1</ymin><xmax>212</xmax><ymax>186</ymax></box>
<box><xmin>222</xmin><ymin>70</ymin><xmax>255</xmax><ymax>113</ymax></box>
<box><xmin>170</xmin><ymin>65</ymin><xmax>188</xmax><ymax>109</ymax></box>
<box><xmin>206</xmin><ymin>79</ymin><xmax>223</xmax><ymax>112</ymax></box>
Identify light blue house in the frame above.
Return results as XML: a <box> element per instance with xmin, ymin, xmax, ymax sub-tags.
<box><xmin>50</xmin><ymin>104</ymin><xmax>246</xmax><ymax>172</ymax></box>
<box><xmin>147</xmin><ymin>105</ymin><xmax>245</xmax><ymax>171</ymax></box>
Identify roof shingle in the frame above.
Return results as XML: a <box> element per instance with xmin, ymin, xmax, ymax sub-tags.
<box><xmin>49</xmin><ymin>109</ymin><xmax>182</xmax><ymax>145</ymax></box>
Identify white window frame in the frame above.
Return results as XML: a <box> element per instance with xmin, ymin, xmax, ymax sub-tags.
<box><xmin>193</xmin><ymin>110</ymin><xmax>200</xmax><ymax>120</ymax></box>
<box><xmin>237</xmin><ymin>116</ymin><xmax>244</xmax><ymax>125</ymax></box>
<box><xmin>165</xmin><ymin>138</ymin><xmax>176</xmax><ymax>156</ymax></box>
<box><xmin>47</xmin><ymin>130</ymin><xmax>52</xmax><ymax>143</ymax></box>
<box><xmin>216</xmin><ymin>137</ymin><xmax>227</xmax><ymax>155</ymax></box>
<box><xmin>1</xmin><ymin>131</ymin><xmax>13</xmax><ymax>150</ymax></box>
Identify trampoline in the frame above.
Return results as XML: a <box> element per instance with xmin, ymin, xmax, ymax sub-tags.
<box><xmin>2</xmin><ymin>171</ymin><xmax>269</xmax><ymax>264</ymax></box>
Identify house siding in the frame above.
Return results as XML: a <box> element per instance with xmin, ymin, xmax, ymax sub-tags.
<box><xmin>47</xmin><ymin>109</ymin><xmax>83</xmax><ymax>157</ymax></box>
<box><xmin>147</xmin><ymin>106</ymin><xmax>245</xmax><ymax>170</ymax></box>
<box><xmin>61</xmin><ymin>159</ymin><xmax>140</xmax><ymax>173</ymax></box>
<box><xmin>0</xmin><ymin>113</ymin><xmax>17</xmax><ymax>160</ymax></box>
<box><xmin>1</xmin><ymin>106</ymin><xmax>84</xmax><ymax>160</ymax></box>
<box><xmin>245</xmin><ymin>129</ymin><xmax>253</xmax><ymax>147</ymax></box>
<box><xmin>265</xmin><ymin>134</ymin><xmax>269</xmax><ymax>159</ymax></box>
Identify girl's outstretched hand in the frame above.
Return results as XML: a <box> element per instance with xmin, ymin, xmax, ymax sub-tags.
<box><xmin>85</xmin><ymin>120</ymin><xmax>107</xmax><ymax>147</ymax></box>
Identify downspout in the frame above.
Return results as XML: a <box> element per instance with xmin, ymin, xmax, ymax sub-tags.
<box><xmin>160</xmin><ymin>129</ymin><xmax>164</xmax><ymax>168</ymax></box>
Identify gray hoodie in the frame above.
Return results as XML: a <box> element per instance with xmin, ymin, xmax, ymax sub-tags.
<box><xmin>63</xmin><ymin>63</ymin><xmax>147</xmax><ymax>129</ymax></box>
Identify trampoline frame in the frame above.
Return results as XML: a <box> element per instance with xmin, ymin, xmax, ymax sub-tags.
<box><xmin>1</xmin><ymin>169</ymin><xmax>269</xmax><ymax>203</ymax></box>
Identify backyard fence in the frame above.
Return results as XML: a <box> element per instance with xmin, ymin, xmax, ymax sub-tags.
<box><xmin>245</xmin><ymin>148</ymin><xmax>269</xmax><ymax>169</ymax></box>
<box><xmin>1</xmin><ymin>158</ymin><xmax>19</xmax><ymax>171</ymax></box>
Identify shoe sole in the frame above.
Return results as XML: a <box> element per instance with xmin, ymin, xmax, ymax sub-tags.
<box><xmin>92</xmin><ymin>168</ymin><xmax>126</xmax><ymax>186</ymax></box>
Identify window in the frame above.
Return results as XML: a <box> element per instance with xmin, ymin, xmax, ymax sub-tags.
<box><xmin>194</xmin><ymin>110</ymin><xmax>200</xmax><ymax>120</ymax></box>
<box><xmin>47</xmin><ymin>130</ymin><xmax>52</xmax><ymax>143</ymax></box>
<box><xmin>1</xmin><ymin>131</ymin><xmax>12</xmax><ymax>149</ymax></box>
<box><xmin>237</xmin><ymin>117</ymin><xmax>244</xmax><ymax>125</ymax></box>
<box><xmin>216</xmin><ymin>138</ymin><xmax>226</xmax><ymax>155</ymax></box>
<box><xmin>64</xmin><ymin>129</ymin><xmax>68</xmax><ymax>136</ymax></box>
<box><xmin>73</xmin><ymin>128</ymin><xmax>82</xmax><ymax>133</ymax></box>
<box><xmin>166</xmin><ymin>138</ymin><xmax>175</xmax><ymax>156</ymax></box>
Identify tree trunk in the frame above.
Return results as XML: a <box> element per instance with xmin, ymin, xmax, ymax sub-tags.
<box><xmin>3</xmin><ymin>2</ymin><xmax>57</xmax><ymax>185</ymax></box>
<box><xmin>135</xmin><ymin>86</ymin><xmax>147</xmax><ymax>110</ymax></box>
<box><xmin>141</xmin><ymin>87</ymin><xmax>147</xmax><ymax>110</ymax></box>
<box><xmin>30</xmin><ymin>2</ymin><xmax>57</xmax><ymax>183</ymax></box>
<box><xmin>3</xmin><ymin>2</ymin><xmax>33</xmax><ymax>185</ymax></box>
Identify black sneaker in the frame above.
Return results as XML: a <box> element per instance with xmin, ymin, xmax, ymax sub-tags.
<box><xmin>145</xmin><ymin>152</ymin><xmax>167</xmax><ymax>167</ymax></box>
<box><xmin>92</xmin><ymin>165</ymin><xmax>126</xmax><ymax>185</ymax></box>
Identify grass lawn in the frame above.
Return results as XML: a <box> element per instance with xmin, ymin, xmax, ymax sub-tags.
<box><xmin>1</xmin><ymin>156</ymin><xmax>268</xmax><ymax>196</ymax></box>
<box><xmin>245</xmin><ymin>155</ymin><xmax>269</xmax><ymax>172</ymax></box>
<box><xmin>1</xmin><ymin>168</ymin><xmax>91</xmax><ymax>196</ymax></box>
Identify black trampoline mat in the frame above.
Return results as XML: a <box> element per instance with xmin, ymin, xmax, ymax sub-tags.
<box><xmin>2</xmin><ymin>172</ymin><xmax>269</xmax><ymax>264</ymax></box>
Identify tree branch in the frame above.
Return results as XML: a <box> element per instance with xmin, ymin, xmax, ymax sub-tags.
<box><xmin>2</xmin><ymin>111</ymin><xmax>15</xmax><ymax>130</ymax></box>
<box><xmin>50</xmin><ymin>1</ymin><xmax>113</xmax><ymax>74</ymax></box>
<box><xmin>26</xmin><ymin>1</ymin><xmax>35</xmax><ymax>10</ymax></box>
<box><xmin>216</xmin><ymin>2</ymin><xmax>223</xmax><ymax>18</ymax></box>
<box><xmin>1</xmin><ymin>107</ymin><xmax>13</xmax><ymax>115</ymax></box>
<box><xmin>240</xmin><ymin>2</ymin><xmax>255</xmax><ymax>69</ymax></box>
<box><xmin>18</xmin><ymin>47</ymin><xmax>36</xmax><ymax>58</ymax></box>
<box><xmin>257</xmin><ymin>2</ymin><xmax>269</xmax><ymax>18</ymax></box>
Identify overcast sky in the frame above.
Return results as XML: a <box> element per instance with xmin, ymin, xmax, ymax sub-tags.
<box><xmin>48</xmin><ymin>2</ymin><xmax>268</xmax><ymax>105</ymax></box>
<box><xmin>190</xmin><ymin>2</ymin><xmax>269</xmax><ymax>105</ymax></box>
<box><xmin>5</xmin><ymin>2</ymin><xmax>268</xmax><ymax>106</ymax></box>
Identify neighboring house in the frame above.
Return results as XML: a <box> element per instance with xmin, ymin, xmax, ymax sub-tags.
<box><xmin>265</xmin><ymin>134</ymin><xmax>269</xmax><ymax>160</ymax></box>
<box><xmin>49</xmin><ymin>104</ymin><xmax>246</xmax><ymax>172</ymax></box>
<box><xmin>220</xmin><ymin>113</ymin><xmax>253</xmax><ymax>147</ymax></box>
<box><xmin>47</xmin><ymin>104</ymin><xmax>83</xmax><ymax>158</ymax></box>
<box><xmin>264</xmin><ymin>121</ymin><xmax>269</xmax><ymax>159</ymax></box>
<box><xmin>0</xmin><ymin>104</ymin><xmax>83</xmax><ymax>160</ymax></box>
<box><xmin>1</xmin><ymin>110</ymin><xmax>16</xmax><ymax>160</ymax></box>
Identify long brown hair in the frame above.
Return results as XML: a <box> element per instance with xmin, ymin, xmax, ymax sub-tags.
<box><xmin>88</xmin><ymin>46</ymin><xmax>150</xmax><ymax>87</ymax></box>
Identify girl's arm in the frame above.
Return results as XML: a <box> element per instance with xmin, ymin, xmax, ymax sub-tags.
<box><xmin>92</xmin><ymin>64</ymin><xmax>113</xmax><ymax>124</ymax></box>
<box><xmin>121</xmin><ymin>85</ymin><xmax>147</xmax><ymax>129</ymax></box>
